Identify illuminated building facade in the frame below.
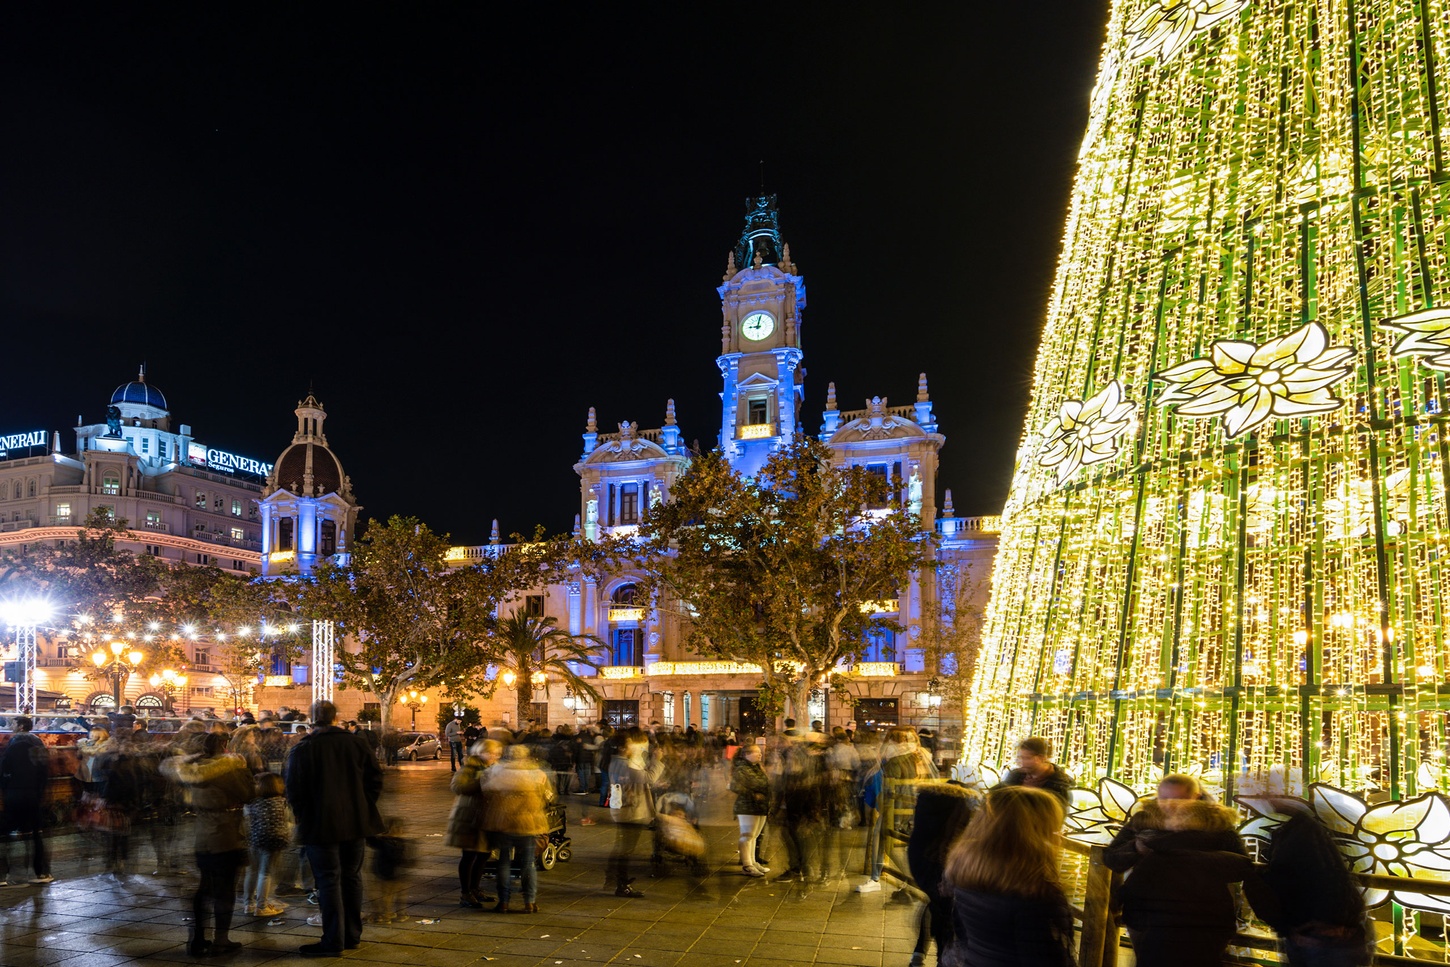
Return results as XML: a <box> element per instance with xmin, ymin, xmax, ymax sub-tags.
<box><xmin>0</xmin><ymin>370</ymin><xmax>279</xmax><ymax>710</ymax></box>
<box><xmin>969</xmin><ymin>0</ymin><xmax>1450</xmax><ymax>807</ymax></box>
<box><xmin>446</xmin><ymin>197</ymin><xmax>998</xmax><ymax>735</ymax></box>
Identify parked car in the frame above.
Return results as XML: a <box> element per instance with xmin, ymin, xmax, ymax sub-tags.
<box><xmin>397</xmin><ymin>731</ymin><xmax>441</xmax><ymax>760</ymax></box>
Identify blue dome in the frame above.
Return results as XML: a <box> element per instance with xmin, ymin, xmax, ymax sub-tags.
<box><xmin>110</xmin><ymin>380</ymin><xmax>167</xmax><ymax>410</ymax></box>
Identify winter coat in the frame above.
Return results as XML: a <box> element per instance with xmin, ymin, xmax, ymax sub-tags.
<box><xmin>1107</xmin><ymin>800</ymin><xmax>1270</xmax><ymax>939</ymax></box>
<box><xmin>951</xmin><ymin>887</ymin><xmax>1078</xmax><ymax>967</ymax></box>
<box><xmin>480</xmin><ymin>758</ymin><xmax>555</xmax><ymax>836</ymax></box>
<box><xmin>730</xmin><ymin>758</ymin><xmax>771</xmax><ymax>817</ymax></box>
<box><xmin>285</xmin><ymin>725</ymin><xmax>384</xmax><ymax>845</ymax></box>
<box><xmin>160</xmin><ymin>752</ymin><xmax>255</xmax><ymax>853</ymax></box>
<box><xmin>907</xmin><ymin>783</ymin><xmax>980</xmax><ymax>902</ymax></box>
<box><xmin>444</xmin><ymin>754</ymin><xmax>491</xmax><ymax>852</ymax></box>
<box><xmin>0</xmin><ymin>731</ymin><xmax>49</xmax><ymax>811</ymax></box>
<box><xmin>995</xmin><ymin>764</ymin><xmax>1074</xmax><ymax>807</ymax></box>
<box><xmin>246</xmin><ymin>794</ymin><xmax>294</xmax><ymax>852</ymax></box>
<box><xmin>1262</xmin><ymin>812</ymin><xmax>1370</xmax><ymax>965</ymax></box>
<box><xmin>608</xmin><ymin>753</ymin><xmax>660</xmax><ymax>826</ymax></box>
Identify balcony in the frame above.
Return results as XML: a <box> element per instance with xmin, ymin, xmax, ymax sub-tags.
<box><xmin>0</xmin><ymin>519</ymin><xmax>37</xmax><ymax>532</ymax></box>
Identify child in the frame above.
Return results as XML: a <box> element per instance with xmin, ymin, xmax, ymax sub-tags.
<box><xmin>242</xmin><ymin>772</ymin><xmax>292</xmax><ymax>917</ymax></box>
<box><xmin>368</xmin><ymin>816</ymin><xmax>413</xmax><ymax>923</ymax></box>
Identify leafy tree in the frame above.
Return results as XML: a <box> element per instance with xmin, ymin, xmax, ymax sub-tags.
<box><xmin>486</xmin><ymin>610</ymin><xmax>602</xmax><ymax>729</ymax></box>
<box><xmin>918</xmin><ymin>559</ymin><xmax>988</xmax><ymax>741</ymax></box>
<box><xmin>641</xmin><ymin>439</ymin><xmax>934</xmax><ymax>724</ymax></box>
<box><xmin>288</xmin><ymin>516</ymin><xmax>593</xmax><ymax>734</ymax></box>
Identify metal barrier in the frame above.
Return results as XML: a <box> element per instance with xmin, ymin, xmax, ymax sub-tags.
<box><xmin>879</xmin><ymin>778</ymin><xmax>1450</xmax><ymax>966</ymax></box>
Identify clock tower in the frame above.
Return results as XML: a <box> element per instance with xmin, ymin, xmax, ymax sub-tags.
<box><xmin>716</xmin><ymin>195</ymin><xmax>806</xmax><ymax>476</ymax></box>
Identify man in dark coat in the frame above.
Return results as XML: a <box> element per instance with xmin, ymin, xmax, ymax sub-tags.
<box><xmin>0</xmin><ymin>715</ymin><xmax>53</xmax><ymax>884</ymax></box>
<box><xmin>285</xmin><ymin>701</ymin><xmax>384</xmax><ymax>956</ymax></box>
<box><xmin>994</xmin><ymin>736</ymin><xmax>1074</xmax><ymax>807</ymax></box>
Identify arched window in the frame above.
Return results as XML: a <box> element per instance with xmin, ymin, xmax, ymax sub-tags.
<box><xmin>612</xmin><ymin>584</ymin><xmax>638</xmax><ymax>605</ymax></box>
<box><xmin>101</xmin><ymin>472</ymin><xmax>120</xmax><ymax>496</ymax></box>
<box><xmin>11</xmin><ymin>481</ymin><xmax>20</xmax><ymax>500</ymax></box>
<box><xmin>27</xmin><ymin>479</ymin><xmax>36</xmax><ymax>497</ymax></box>
<box><xmin>862</xmin><ymin>627</ymin><xmax>896</xmax><ymax>664</ymax></box>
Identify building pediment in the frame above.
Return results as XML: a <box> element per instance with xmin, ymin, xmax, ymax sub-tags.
<box><xmin>582</xmin><ymin>434</ymin><xmax>669</xmax><ymax>466</ymax></box>
<box><xmin>829</xmin><ymin>414</ymin><xmax>930</xmax><ymax>445</ymax></box>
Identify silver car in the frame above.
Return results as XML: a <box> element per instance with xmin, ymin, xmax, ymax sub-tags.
<box><xmin>397</xmin><ymin>731</ymin><xmax>441</xmax><ymax>760</ymax></box>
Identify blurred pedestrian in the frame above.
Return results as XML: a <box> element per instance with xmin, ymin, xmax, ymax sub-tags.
<box><xmin>606</xmin><ymin>728</ymin><xmax>659</xmax><ymax>897</ymax></box>
<box><xmin>994</xmin><ymin>736</ymin><xmax>1073</xmax><ymax>807</ymax></box>
<box><xmin>160</xmin><ymin>731</ymin><xmax>255</xmax><ymax>956</ymax></box>
<box><xmin>731</xmin><ymin>740</ymin><xmax>772</xmax><ymax>876</ymax></box>
<box><xmin>943</xmin><ymin>785</ymin><xmax>1075</xmax><ymax>966</ymax></box>
<box><xmin>285</xmin><ymin>700</ymin><xmax>384</xmax><ymax>957</ymax></box>
<box><xmin>0</xmin><ymin>715</ymin><xmax>52</xmax><ymax>885</ymax></box>
<box><xmin>242</xmin><ymin>772</ymin><xmax>293</xmax><ymax>917</ymax></box>
<box><xmin>907</xmin><ymin>782</ymin><xmax>980</xmax><ymax>966</ymax></box>
<box><xmin>482</xmin><ymin>743</ymin><xmax>555</xmax><ymax>913</ymax></box>
<box><xmin>368</xmin><ymin>815</ymin><xmax>413</xmax><ymax>923</ymax></box>
<box><xmin>446</xmin><ymin>738</ymin><xmax>500</xmax><ymax>908</ymax></box>
<box><xmin>1261</xmin><ymin>804</ymin><xmax>1369</xmax><ymax>966</ymax></box>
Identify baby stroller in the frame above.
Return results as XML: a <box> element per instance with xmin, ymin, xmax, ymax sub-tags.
<box><xmin>650</xmin><ymin>790</ymin><xmax>706</xmax><ymax>875</ymax></box>
<box><xmin>504</xmin><ymin>800</ymin><xmax>572</xmax><ymax>873</ymax></box>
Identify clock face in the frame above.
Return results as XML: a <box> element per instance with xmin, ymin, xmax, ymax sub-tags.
<box><xmin>740</xmin><ymin>311</ymin><xmax>775</xmax><ymax>342</ymax></box>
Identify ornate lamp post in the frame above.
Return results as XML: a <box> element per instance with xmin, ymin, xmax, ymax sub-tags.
<box><xmin>92</xmin><ymin>640</ymin><xmax>144</xmax><ymax>708</ymax></box>
<box><xmin>398</xmin><ymin>688</ymin><xmax>428</xmax><ymax>730</ymax></box>
<box><xmin>148</xmin><ymin>668</ymin><xmax>188</xmax><ymax>714</ymax></box>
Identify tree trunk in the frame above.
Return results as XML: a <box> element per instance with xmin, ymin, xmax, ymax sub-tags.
<box><xmin>516</xmin><ymin>685</ymin><xmax>533</xmax><ymax>733</ymax></box>
<box><xmin>789</xmin><ymin>678</ymin><xmax>811</xmax><ymax>730</ymax></box>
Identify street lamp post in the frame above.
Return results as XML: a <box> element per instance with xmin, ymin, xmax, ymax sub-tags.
<box><xmin>92</xmin><ymin>640</ymin><xmax>144</xmax><ymax>708</ymax></box>
<box><xmin>148</xmin><ymin>668</ymin><xmax>188</xmax><ymax>714</ymax></box>
<box><xmin>398</xmin><ymin>689</ymin><xmax>428</xmax><ymax>730</ymax></box>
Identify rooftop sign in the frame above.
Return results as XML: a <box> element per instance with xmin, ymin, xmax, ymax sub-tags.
<box><xmin>188</xmin><ymin>442</ymin><xmax>273</xmax><ymax>478</ymax></box>
<box><xmin>0</xmin><ymin>430</ymin><xmax>47</xmax><ymax>460</ymax></box>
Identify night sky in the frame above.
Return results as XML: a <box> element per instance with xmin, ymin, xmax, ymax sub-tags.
<box><xmin>1</xmin><ymin>4</ymin><xmax>1110</xmax><ymax>546</ymax></box>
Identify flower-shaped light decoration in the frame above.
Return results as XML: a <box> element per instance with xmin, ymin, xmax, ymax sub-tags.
<box><xmin>1125</xmin><ymin>0</ymin><xmax>1253</xmax><ymax>63</ymax></box>
<box><xmin>1240</xmin><ymin>784</ymin><xmax>1450</xmax><ymax>913</ymax></box>
<box><xmin>1156</xmin><ymin>322</ymin><xmax>1355</xmax><ymax>438</ymax></box>
<box><xmin>1383</xmin><ymin>307</ymin><xmax>1450</xmax><ymax>371</ymax></box>
<box><xmin>1063</xmin><ymin>777</ymin><xmax>1142</xmax><ymax>845</ymax></box>
<box><xmin>1038</xmin><ymin>380</ymin><xmax>1137</xmax><ymax>487</ymax></box>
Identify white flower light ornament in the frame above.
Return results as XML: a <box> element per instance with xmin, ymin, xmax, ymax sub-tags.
<box><xmin>1038</xmin><ymin>380</ymin><xmax>1137</xmax><ymax>486</ymax></box>
<box><xmin>1156</xmin><ymin>322</ymin><xmax>1355</xmax><ymax>438</ymax></box>
<box><xmin>1383</xmin><ymin>307</ymin><xmax>1450</xmax><ymax>371</ymax></box>
<box><xmin>1125</xmin><ymin>0</ymin><xmax>1253</xmax><ymax>64</ymax></box>
<box><xmin>1063</xmin><ymin>777</ymin><xmax>1142</xmax><ymax>846</ymax></box>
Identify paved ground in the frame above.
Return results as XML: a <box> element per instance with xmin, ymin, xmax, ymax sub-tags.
<box><xmin>0</xmin><ymin>761</ymin><xmax>931</xmax><ymax>967</ymax></box>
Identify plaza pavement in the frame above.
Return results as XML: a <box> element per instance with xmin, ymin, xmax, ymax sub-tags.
<box><xmin>0</xmin><ymin>759</ymin><xmax>929</xmax><ymax>967</ymax></box>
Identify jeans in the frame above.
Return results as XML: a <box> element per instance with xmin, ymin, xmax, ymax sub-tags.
<box><xmin>305</xmin><ymin>839</ymin><xmax>365</xmax><ymax>952</ymax></box>
<box><xmin>449</xmin><ymin>741</ymin><xmax>464</xmax><ymax>771</ymax></box>
<box><xmin>242</xmin><ymin>847</ymin><xmax>280</xmax><ymax>907</ymax></box>
<box><xmin>576</xmin><ymin>764</ymin><xmax>592</xmax><ymax>795</ymax></box>
<box><xmin>495</xmin><ymin>833</ymin><xmax>537</xmax><ymax>904</ymax></box>
<box><xmin>864</xmin><ymin>807</ymin><xmax>884</xmax><ymax>879</ymax></box>
<box><xmin>607</xmin><ymin>823</ymin><xmax>646</xmax><ymax>886</ymax></box>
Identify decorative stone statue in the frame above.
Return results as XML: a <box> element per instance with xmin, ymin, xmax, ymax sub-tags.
<box><xmin>105</xmin><ymin>405</ymin><xmax>122</xmax><ymax>437</ymax></box>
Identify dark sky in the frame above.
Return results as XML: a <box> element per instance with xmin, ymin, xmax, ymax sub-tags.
<box><xmin>1</xmin><ymin>4</ymin><xmax>1109</xmax><ymax>546</ymax></box>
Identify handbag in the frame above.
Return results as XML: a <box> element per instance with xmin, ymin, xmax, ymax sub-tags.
<box><xmin>656</xmin><ymin>813</ymin><xmax>705</xmax><ymax>858</ymax></box>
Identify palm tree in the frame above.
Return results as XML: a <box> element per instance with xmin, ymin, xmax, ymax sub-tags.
<box><xmin>492</xmin><ymin>611</ymin><xmax>603</xmax><ymax>729</ymax></box>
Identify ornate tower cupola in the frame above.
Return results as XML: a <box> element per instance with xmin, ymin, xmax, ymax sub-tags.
<box><xmin>260</xmin><ymin>394</ymin><xmax>361</xmax><ymax>578</ymax></box>
<box><xmin>717</xmin><ymin>195</ymin><xmax>807</xmax><ymax>476</ymax></box>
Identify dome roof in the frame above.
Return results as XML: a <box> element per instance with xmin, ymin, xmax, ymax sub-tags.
<box><xmin>110</xmin><ymin>378</ymin><xmax>167</xmax><ymax>411</ymax></box>
<box><xmin>272</xmin><ymin>441</ymin><xmax>346</xmax><ymax>496</ymax></box>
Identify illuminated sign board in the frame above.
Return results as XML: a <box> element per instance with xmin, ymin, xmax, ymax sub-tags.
<box><xmin>0</xmin><ymin>430</ymin><xmax>47</xmax><ymax>459</ymax></box>
<box><xmin>188</xmin><ymin>442</ymin><xmax>273</xmax><ymax>478</ymax></box>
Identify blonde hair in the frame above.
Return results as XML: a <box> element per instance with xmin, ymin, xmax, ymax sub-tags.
<box><xmin>943</xmin><ymin>785</ymin><xmax>1065</xmax><ymax>899</ymax></box>
<box><xmin>1157</xmin><ymin>773</ymin><xmax>1204</xmax><ymax>800</ymax></box>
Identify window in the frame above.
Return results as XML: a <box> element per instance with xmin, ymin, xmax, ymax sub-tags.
<box><xmin>11</xmin><ymin>482</ymin><xmax>19</xmax><ymax>499</ymax></box>
<box><xmin>620</xmin><ymin>483</ymin><xmax>639</xmax><ymax>525</ymax></box>
<box><xmin>145</xmin><ymin>545</ymin><xmax>162</xmax><ymax>557</ymax></box>
<box><xmin>54</xmin><ymin>503</ymin><xmax>70</xmax><ymax>519</ymax></box>
<box><xmin>193</xmin><ymin>649</ymin><xmax>210</xmax><ymax>667</ymax></box>
<box><xmin>862</xmin><ymin>626</ymin><xmax>896</xmax><ymax>663</ymax></box>
<box><xmin>97</xmin><ymin>506</ymin><xmax>114</xmax><ymax>521</ymax></box>
<box><xmin>278</xmin><ymin>518</ymin><xmax>294</xmax><ymax>550</ymax></box>
<box><xmin>195</xmin><ymin>490</ymin><xmax>206</xmax><ymax>509</ymax></box>
<box><xmin>320</xmin><ymin>519</ymin><xmax>336</xmax><ymax>555</ymax></box>
<box><xmin>230</xmin><ymin>526</ymin><xmax>244</xmax><ymax>541</ymax></box>
<box><xmin>529</xmin><ymin>702</ymin><xmax>550</xmax><ymax>727</ymax></box>
<box><xmin>145</xmin><ymin>511</ymin><xmax>162</xmax><ymax>528</ymax></box>
<box><xmin>854</xmin><ymin>698</ymin><xmax>900</xmax><ymax>730</ymax></box>
<box><xmin>28</xmin><ymin>480</ymin><xmax>35</xmax><ymax>497</ymax></box>
<box><xmin>612</xmin><ymin>628</ymin><xmax>642</xmax><ymax>666</ymax></box>
<box><xmin>141</xmin><ymin>438</ymin><xmax>149</xmax><ymax>454</ymax></box>
<box><xmin>231</xmin><ymin>499</ymin><xmax>242</xmax><ymax>517</ymax></box>
<box><xmin>524</xmin><ymin>594</ymin><xmax>545</xmax><ymax>617</ymax></box>
<box><xmin>865</xmin><ymin>464</ymin><xmax>889</xmax><ymax>510</ymax></box>
<box><xmin>194</xmin><ymin>521</ymin><xmax>207</xmax><ymax>533</ymax></box>
<box><xmin>612</xmin><ymin>584</ymin><xmax>638</xmax><ymax>605</ymax></box>
<box><xmin>748</xmin><ymin>398</ymin><xmax>769</xmax><ymax>425</ymax></box>
<box><xmin>195</xmin><ymin>553</ymin><xmax>210</xmax><ymax>564</ymax></box>
<box><xmin>158</xmin><ymin>440</ymin><xmax>167</xmax><ymax>460</ymax></box>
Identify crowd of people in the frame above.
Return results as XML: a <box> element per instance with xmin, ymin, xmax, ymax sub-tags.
<box><xmin>0</xmin><ymin>706</ymin><xmax>1381</xmax><ymax>966</ymax></box>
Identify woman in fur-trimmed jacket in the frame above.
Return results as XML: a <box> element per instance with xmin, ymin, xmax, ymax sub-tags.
<box><xmin>160</xmin><ymin>731</ymin><xmax>255</xmax><ymax>956</ymax></box>
<box><xmin>445</xmin><ymin>739</ymin><xmax>500</xmax><ymax>908</ymax></box>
